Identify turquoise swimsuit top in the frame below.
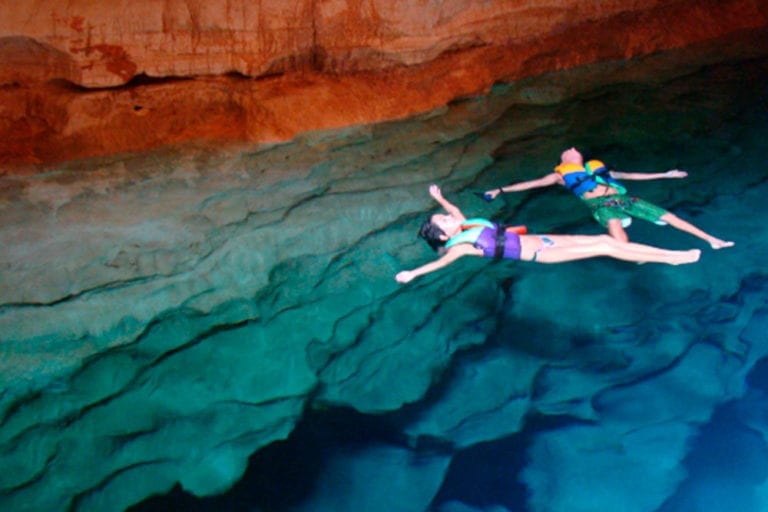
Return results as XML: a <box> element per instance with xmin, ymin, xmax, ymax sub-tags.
<box><xmin>444</xmin><ymin>218</ymin><xmax>494</xmax><ymax>248</ymax></box>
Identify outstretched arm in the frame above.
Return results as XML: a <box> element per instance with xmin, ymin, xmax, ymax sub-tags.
<box><xmin>610</xmin><ymin>169</ymin><xmax>688</xmax><ymax>180</ymax></box>
<box><xmin>483</xmin><ymin>172</ymin><xmax>562</xmax><ymax>200</ymax></box>
<box><xmin>395</xmin><ymin>244</ymin><xmax>480</xmax><ymax>283</ymax></box>
<box><xmin>429</xmin><ymin>184</ymin><xmax>466</xmax><ymax>221</ymax></box>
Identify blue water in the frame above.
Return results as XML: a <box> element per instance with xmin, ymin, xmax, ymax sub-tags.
<box><xmin>1</xmin><ymin>31</ymin><xmax>767</xmax><ymax>512</ymax></box>
<box><xmin>659</xmin><ymin>356</ymin><xmax>768</xmax><ymax>512</ymax></box>
<box><xmin>127</xmin><ymin>46</ymin><xmax>768</xmax><ymax>512</ymax></box>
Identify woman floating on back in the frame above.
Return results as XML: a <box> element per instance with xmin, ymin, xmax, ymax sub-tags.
<box><xmin>395</xmin><ymin>185</ymin><xmax>700</xmax><ymax>284</ymax></box>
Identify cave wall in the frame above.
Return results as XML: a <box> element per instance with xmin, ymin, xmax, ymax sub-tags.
<box><xmin>1</xmin><ymin>46</ymin><xmax>766</xmax><ymax>510</ymax></box>
<box><xmin>1</xmin><ymin>0</ymin><xmax>766</xmax><ymax>167</ymax></box>
<box><xmin>1</xmin><ymin>5</ymin><xmax>768</xmax><ymax>509</ymax></box>
<box><xmin>0</xmin><ymin>0</ymin><xmax>679</xmax><ymax>87</ymax></box>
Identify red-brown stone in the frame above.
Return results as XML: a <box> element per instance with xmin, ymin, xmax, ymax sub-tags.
<box><xmin>0</xmin><ymin>0</ymin><xmax>766</xmax><ymax>168</ymax></box>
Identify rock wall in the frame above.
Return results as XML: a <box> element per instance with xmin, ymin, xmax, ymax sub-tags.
<box><xmin>0</xmin><ymin>0</ymin><xmax>673</xmax><ymax>87</ymax></box>
<box><xmin>1</xmin><ymin>44</ymin><xmax>767</xmax><ymax>511</ymax></box>
<box><xmin>0</xmin><ymin>0</ymin><xmax>767</xmax><ymax>166</ymax></box>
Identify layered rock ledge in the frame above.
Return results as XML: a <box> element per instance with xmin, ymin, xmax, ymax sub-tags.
<box><xmin>1</xmin><ymin>0</ymin><xmax>767</xmax><ymax>166</ymax></box>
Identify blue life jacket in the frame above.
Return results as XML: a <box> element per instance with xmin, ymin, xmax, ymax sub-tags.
<box><xmin>554</xmin><ymin>159</ymin><xmax>627</xmax><ymax>197</ymax></box>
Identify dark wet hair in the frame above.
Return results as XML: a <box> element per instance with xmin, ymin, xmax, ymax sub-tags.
<box><xmin>418</xmin><ymin>217</ymin><xmax>447</xmax><ymax>252</ymax></box>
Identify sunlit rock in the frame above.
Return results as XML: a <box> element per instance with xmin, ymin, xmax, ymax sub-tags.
<box><xmin>0</xmin><ymin>0</ymin><xmax>722</xmax><ymax>87</ymax></box>
<box><xmin>1</xmin><ymin>0</ymin><xmax>766</xmax><ymax>165</ymax></box>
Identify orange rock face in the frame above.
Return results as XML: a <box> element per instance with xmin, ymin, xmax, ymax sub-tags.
<box><xmin>0</xmin><ymin>0</ymin><xmax>767</xmax><ymax>167</ymax></box>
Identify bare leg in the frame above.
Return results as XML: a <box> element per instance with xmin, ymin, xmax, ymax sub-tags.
<box><xmin>659</xmin><ymin>213</ymin><xmax>734</xmax><ymax>250</ymax></box>
<box><xmin>607</xmin><ymin>218</ymin><xmax>629</xmax><ymax>242</ymax></box>
<box><xmin>521</xmin><ymin>234</ymin><xmax>700</xmax><ymax>265</ymax></box>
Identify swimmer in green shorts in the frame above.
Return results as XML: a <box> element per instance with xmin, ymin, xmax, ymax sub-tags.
<box><xmin>482</xmin><ymin>147</ymin><xmax>734</xmax><ymax>249</ymax></box>
<box><xmin>583</xmin><ymin>194</ymin><xmax>669</xmax><ymax>229</ymax></box>
<box><xmin>395</xmin><ymin>185</ymin><xmax>701</xmax><ymax>284</ymax></box>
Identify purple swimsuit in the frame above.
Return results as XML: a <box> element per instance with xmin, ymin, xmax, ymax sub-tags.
<box><xmin>445</xmin><ymin>220</ymin><xmax>523</xmax><ymax>259</ymax></box>
<box><xmin>475</xmin><ymin>226</ymin><xmax>522</xmax><ymax>259</ymax></box>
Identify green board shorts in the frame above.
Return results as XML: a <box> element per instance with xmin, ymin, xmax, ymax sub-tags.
<box><xmin>583</xmin><ymin>194</ymin><xmax>669</xmax><ymax>228</ymax></box>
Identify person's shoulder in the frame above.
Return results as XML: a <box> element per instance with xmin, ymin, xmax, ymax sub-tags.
<box><xmin>546</xmin><ymin>172</ymin><xmax>564</xmax><ymax>183</ymax></box>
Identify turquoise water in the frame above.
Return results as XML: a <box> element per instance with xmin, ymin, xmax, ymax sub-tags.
<box><xmin>135</xmin><ymin>51</ymin><xmax>767</xmax><ymax>511</ymax></box>
<box><xmin>1</xmin><ymin>33</ymin><xmax>767</xmax><ymax>512</ymax></box>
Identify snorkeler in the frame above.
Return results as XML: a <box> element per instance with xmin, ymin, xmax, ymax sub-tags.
<box><xmin>395</xmin><ymin>184</ymin><xmax>701</xmax><ymax>284</ymax></box>
<box><xmin>481</xmin><ymin>147</ymin><xmax>734</xmax><ymax>249</ymax></box>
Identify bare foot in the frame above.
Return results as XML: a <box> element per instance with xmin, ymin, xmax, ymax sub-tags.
<box><xmin>672</xmin><ymin>249</ymin><xmax>701</xmax><ymax>265</ymax></box>
<box><xmin>710</xmin><ymin>239</ymin><xmax>735</xmax><ymax>250</ymax></box>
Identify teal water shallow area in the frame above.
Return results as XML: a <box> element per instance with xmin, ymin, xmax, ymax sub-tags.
<box><xmin>1</xmin><ymin>30</ymin><xmax>768</xmax><ymax>512</ymax></box>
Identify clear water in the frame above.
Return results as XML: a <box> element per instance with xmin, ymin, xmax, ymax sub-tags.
<box><xmin>136</xmin><ymin>47</ymin><xmax>768</xmax><ymax>512</ymax></box>
<box><xmin>1</xmin><ymin>32</ymin><xmax>767</xmax><ymax>512</ymax></box>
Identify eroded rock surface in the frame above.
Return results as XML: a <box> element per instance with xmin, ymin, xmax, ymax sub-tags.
<box><xmin>1</xmin><ymin>32</ymin><xmax>767</xmax><ymax>512</ymax></box>
<box><xmin>0</xmin><ymin>0</ymin><xmax>766</xmax><ymax>165</ymax></box>
<box><xmin>0</xmin><ymin>0</ymin><xmax>692</xmax><ymax>86</ymax></box>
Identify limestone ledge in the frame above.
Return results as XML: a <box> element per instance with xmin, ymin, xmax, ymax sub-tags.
<box><xmin>1</xmin><ymin>47</ymin><xmax>767</xmax><ymax>510</ymax></box>
<box><xmin>0</xmin><ymin>0</ymin><xmax>677</xmax><ymax>87</ymax></box>
<box><xmin>0</xmin><ymin>0</ymin><xmax>767</xmax><ymax>166</ymax></box>
<box><xmin>1</xmin><ymin>17</ymin><xmax>768</xmax><ymax>512</ymax></box>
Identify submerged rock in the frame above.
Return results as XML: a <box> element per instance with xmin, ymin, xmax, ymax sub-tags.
<box><xmin>1</xmin><ymin>37</ymin><xmax>768</xmax><ymax>511</ymax></box>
